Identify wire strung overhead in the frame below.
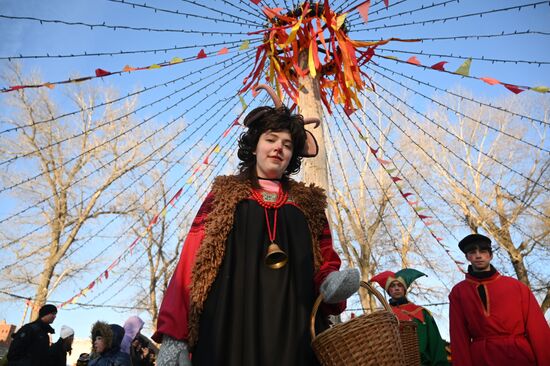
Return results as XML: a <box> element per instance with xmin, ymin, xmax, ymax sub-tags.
<box><xmin>1</xmin><ymin>0</ymin><xmax>548</xmax><ymax>314</ymax></box>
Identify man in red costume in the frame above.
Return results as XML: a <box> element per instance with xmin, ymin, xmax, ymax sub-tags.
<box><xmin>449</xmin><ymin>233</ymin><xmax>550</xmax><ymax>366</ymax></box>
<box><xmin>371</xmin><ymin>269</ymin><xmax>449</xmax><ymax>366</ymax></box>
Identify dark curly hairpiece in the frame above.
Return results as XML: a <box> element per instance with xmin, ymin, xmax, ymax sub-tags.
<box><xmin>237</xmin><ymin>106</ymin><xmax>307</xmax><ymax>188</ymax></box>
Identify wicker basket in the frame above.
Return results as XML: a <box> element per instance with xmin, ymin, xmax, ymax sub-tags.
<box><xmin>399</xmin><ymin>321</ymin><xmax>421</xmax><ymax>366</ymax></box>
<box><xmin>310</xmin><ymin>281</ymin><xmax>406</xmax><ymax>366</ymax></box>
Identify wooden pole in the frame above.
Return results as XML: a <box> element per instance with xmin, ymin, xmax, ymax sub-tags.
<box><xmin>298</xmin><ymin>51</ymin><xmax>329</xmax><ymax>191</ymax></box>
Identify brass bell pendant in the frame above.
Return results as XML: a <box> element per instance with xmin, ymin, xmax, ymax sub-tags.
<box><xmin>265</xmin><ymin>242</ymin><xmax>288</xmax><ymax>269</ymax></box>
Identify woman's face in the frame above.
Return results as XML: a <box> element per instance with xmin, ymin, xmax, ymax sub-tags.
<box><xmin>254</xmin><ymin>130</ymin><xmax>293</xmax><ymax>179</ymax></box>
<box><xmin>94</xmin><ymin>336</ymin><xmax>106</xmax><ymax>354</ymax></box>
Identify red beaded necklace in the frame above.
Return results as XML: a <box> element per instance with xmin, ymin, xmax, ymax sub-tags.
<box><xmin>250</xmin><ymin>184</ymin><xmax>288</xmax><ymax>254</ymax></box>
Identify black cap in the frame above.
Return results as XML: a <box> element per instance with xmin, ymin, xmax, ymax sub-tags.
<box><xmin>458</xmin><ymin>234</ymin><xmax>492</xmax><ymax>253</ymax></box>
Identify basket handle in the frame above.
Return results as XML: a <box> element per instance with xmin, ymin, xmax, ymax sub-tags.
<box><xmin>310</xmin><ymin>280</ymin><xmax>393</xmax><ymax>339</ymax></box>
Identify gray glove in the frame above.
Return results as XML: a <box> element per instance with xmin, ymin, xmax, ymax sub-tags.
<box><xmin>156</xmin><ymin>335</ymin><xmax>192</xmax><ymax>366</ymax></box>
<box><xmin>320</xmin><ymin>268</ymin><xmax>360</xmax><ymax>304</ymax></box>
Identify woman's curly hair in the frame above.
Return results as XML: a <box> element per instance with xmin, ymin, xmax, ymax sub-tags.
<box><xmin>237</xmin><ymin>106</ymin><xmax>307</xmax><ymax>187</ymax></box>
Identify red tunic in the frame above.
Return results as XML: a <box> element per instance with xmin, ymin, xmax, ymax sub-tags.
<box><xmin>449</xmin><ymin>270</ymin><xmax>550</xmax><ymax>366</ymax></box>
<box><xmin>152</xmin><ymin>188</ymin><xmax>345</xmax><ymax>345</ymax></box>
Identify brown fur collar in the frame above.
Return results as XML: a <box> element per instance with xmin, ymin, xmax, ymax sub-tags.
<box><xmin>188</xmin><ymin>175</ymin><xmax>327</xmax><ymax>346</ymax></box>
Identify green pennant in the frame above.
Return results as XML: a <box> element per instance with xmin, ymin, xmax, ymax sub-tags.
<box><xmin>454</xmin><ymin>58</ymin><xmax>472</xmax><ymax>76</ymax></box>
<box><xmin>239</xmin><ymin>95</ymin><xmax>247</xmax><ymax>110</ymax></box>
<box><xmin>531</xmin><ymin>86</ymin><xmax>550</xmax><ymax>93</ymax></box>
<box><xmin>239</xmin><ymin>40</ymin><xmax>250</xmax><ymax>50</ymax></box>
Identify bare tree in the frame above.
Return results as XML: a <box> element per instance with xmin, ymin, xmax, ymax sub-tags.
<box><xmin>128</xmin><ymin>174</ymin><xmax>188</xmax><ymax>329</ymax></box>
<box><xmin>407</xmin><ymin>91</ymin><xmax>550</xmax><ymax>313</ymax></box>
<box><xmin>0</xmin><ymin>64</ymin><xmax>164</xmax><ymax>319</ymax></box>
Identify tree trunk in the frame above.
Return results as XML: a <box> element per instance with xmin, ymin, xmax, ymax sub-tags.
<box><xmin>30</xmin><ymin>263</ymin><xmax>56</xmax><ymax>320</ymax></box>
<box><xmin>298</xmin><ymin>51</ymin><xmax>328</xmax><ymax>191</ymax></box>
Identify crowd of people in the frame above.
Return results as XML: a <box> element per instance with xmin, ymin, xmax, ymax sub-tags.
<box><xmin>5</xmin><ymin>85</ymin><xmax>550</xmax><ymax>366</ymax></box>
<box><xmin>4</xmin><ymin>311</ymin><xmax>155</xmax><ymax>366</ymax></box>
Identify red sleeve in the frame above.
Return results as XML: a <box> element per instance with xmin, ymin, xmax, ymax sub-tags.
<box><xmin>152</xmin><ymin>193</ymin><xmax>214</xmax><ymax>343</ymax></box>
<box><xmin>313</xmin><ymin>215</ymin><xmax>346</xmax><ymax>315</ymax></box>
<box><xmin>449</xmin><ymin>287</ymin><xmax>473</xmax><ymax>366</ymax></box>
<box><xmin>521</xmin><ymin>283</ymin><xmax>550</xmax><ymax>365</ymax></box>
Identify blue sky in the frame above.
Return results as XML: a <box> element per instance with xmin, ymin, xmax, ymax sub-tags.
<box><xmin>1</xmin><ymin>0</ymin><xmax>549</xmax><ymax>342</ymax></box>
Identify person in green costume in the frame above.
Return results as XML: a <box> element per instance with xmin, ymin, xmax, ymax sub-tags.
<box><xmin>371</xmin><ymin>269</ymin><xmax>450</xmax><ymax>366</ymax></box>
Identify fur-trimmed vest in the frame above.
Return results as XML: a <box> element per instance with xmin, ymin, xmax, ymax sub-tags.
<box><xmin>187</xmin><ymin>175</ymin><xmax>328</xmax><ymax>346</ymax></box>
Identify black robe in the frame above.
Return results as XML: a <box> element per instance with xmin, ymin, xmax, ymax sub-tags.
<box><xmin>192</xmin><ymin>199</ymin><xmax>325</xmax><ymax>366</ymax></box>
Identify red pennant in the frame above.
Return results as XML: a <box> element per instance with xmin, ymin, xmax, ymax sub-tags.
<box><xmin>217</xmin><ymin>47</ymin><xmax>229</xmax><ymax>55</ymax></box>
<box><xmin>384</xmin><ymin>0</ymin><xmax>389</xmax><ymax>7</ymax></box>
<box><xmin>369</xmin><ymin>147</ymin><xmax>379</xmax><ymax>155</ymax></box>
<box><xmin>503</xmin><ymin>83</ymin><xmax>525</xmax><ymax>94</ymax></box>
<box><xmin>88</xmin><ymin>282</ymin><xmax>95</xmax><ymax>290</ymax></box>
<box><xmin>344</xmin><ymin>107</ymin><xmax>356</xmax><ymax>116</ymax></box>
<box><xmin>402</xmin><ymin>192</ymin><xmax>413</xmax><ymax>198</ymax></box>
<box><xmin>104</xmin><ymin>270</ymin><xmax>109</xmax><ymax>279</ymax></box>
<box><xmin>8</xmin><ymin>85</ymin><xmax>25</xmax><ymax>91</ymax></box>
<box><xmin>407</xmin><ymin>56</ymin><xmax>421</xmax><ymax>65</ymax></box>
<box><xmin>357</xmin><ymin>1</ymin><xmax>371</xmax><ymax>23</ymax></box>
<box><xmin>203</xmin><ymin>155</ymin><xmax>209</xmax><ymax>165</ymax></box>
<box><xmin>95</xmin><ymin>68</ymin><xmax>111</xmax><ymax>77</ymax></box>
<box><xmin>171</xmin><ymin>188</ymin><xmax>183</xmax><ymax>206</ymax></box>
<box><xmin>196</xmin><ymin>49</ymin><xmax>207</xmax><ymax>59</ymax></box>
<box><xmin>391</xmin><ymin>177</ymin><xmax>402</xmax><ymax>182</ymax></box>
<box><xmin>251</xmin><ymin>0</ymin><xmax>260</xmax><ymax>4</ymax></box>
<box><xmin>418</xmin><ymin>214</ymin><xmax>431</xmax><ymax>219</ymax></box>
<box><xmin>150</xmin><ymin>213</ymin><xmax>159</xmax><ymax>225</ymax></box>
<box><xmin>430</xmin><ymin>61</ymin><xmax>447</xmax><ymax>71</ymax></box>
<box><xmin>232</xmin><ymin>118</ymin><xmax>240</xmax><ymax>126</ymax></box>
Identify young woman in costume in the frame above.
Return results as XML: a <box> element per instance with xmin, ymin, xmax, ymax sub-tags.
<box><xmin>154</xmin><ymin>85</ymin><xmax>359</xmax><ymax>366</ymax></box>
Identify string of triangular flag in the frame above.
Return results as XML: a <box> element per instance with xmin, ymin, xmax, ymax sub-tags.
<box><xmin>1</xmin><ymin>41</ymin><xmax>253</xmax><ymax>93</ymax></box>
<box><xmin>378</xmin><ymin>54</ymin><xmax>550</xmax><ymax>94</ymax></box>
<box><xmin>348</xmin><ymin>119</ymin><xmax>466</xmax><ymax>273</ymax></box>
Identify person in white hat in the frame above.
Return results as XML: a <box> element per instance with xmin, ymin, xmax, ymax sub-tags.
<box><xmin>47</xmin><ymin>325</ymin><xmax>74</xmax><ymax>366</ymax></box>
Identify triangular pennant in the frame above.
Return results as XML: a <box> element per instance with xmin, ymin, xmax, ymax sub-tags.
<box><xmin>391</xmin><ymin>177</ymin><xmax>402</xmax><ymax>182</ymax></box>
<box><xmin>95</xmin><ymin>68</ymin><xmax>111</xmax><ymax>77</ymax></box>
<box><xmin>214</xmin><ymin>145</ymin><xmax>221</xmax><ymax>153</ymax></box>
<box><xmin>148</xmin><ymin>64</ymin><xmax>161</xmax><ymax>69</ymax></box>
<box><xmin>454</xmin><ymin>58</ymin><xmax>472</xmax><ymax>76</ymax></box>
<box><xmin>369</xmin><ymin>147</ymin><xmax>379</xmax><ymax>155</ymax></box>
<box><xmin>186</xmin><ymin>176</ymin><xmax>193</xmax><ymax>184</ymax></box>
<box><xmin>197</xmin><ymin>49</ymin><xmax>207</xmax><ymax>59</ymax></box>
<box><xmin>407</xmin><ymin>56</ymin><xmax>421</xmax><ymax>65</ymax></box>
<box><xmin>217</xmin><ymin>47</ymin><xmax>229</xmax><ymax>55</ymax></box>
<box><xmin>503</xmin><ymin>83</ymin><xmax>525</xmax><ymax>94</ymax></box>
<box><xmin>203</xmin><ymin>155</ymin><xmax>209</xmax><ymax>165</ymax></box>
<box><xmin>531</xmin><ymin>85</ymin><xmax>550</xmax><ymax>93</ymax></box>
<box><xmin>170</xmin><ymin>57</ymin><xmax>183</xmax><ymax>64</ymax></box>
<box><xmin>430</xmin><ymin>61</ymin><xmax>447</xmax><ymax>71</ymax></box>
<box><xmin>357</xmin><ymin>1</ymin><xmax>371</xmax><ymax>24</ymax></box>
<box><xmin>239</xmin><ymin>40</ymin><xmax>250</xmax><ymax>50</ymax></box>
<box><xmin>402</xmin><ymin>192</ymin><xmax>413</xmax><ymax>198</ymax></box>
<box><xmin>480</xmin><ymin>77</ymin><xmax>500</xmax><ymax>85</ymax></box>
<box><xmin>123</xmin><ymin>65</ymin><xmax>137</xmax><ymax>72</ymax></box>
<box><xmin>376</xmin><ymin>158</ymin><xmax>391</xmax><ymax>165</ymax></box>
<box><xmin>251</xmin><ymin>0</ymin><xmax>260</xmax><ymax>4</ymax></box>
<box><xmin>239</xmin><ymin>95</ymin><xmax>247</xmax><ymax>110</ymax></box>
